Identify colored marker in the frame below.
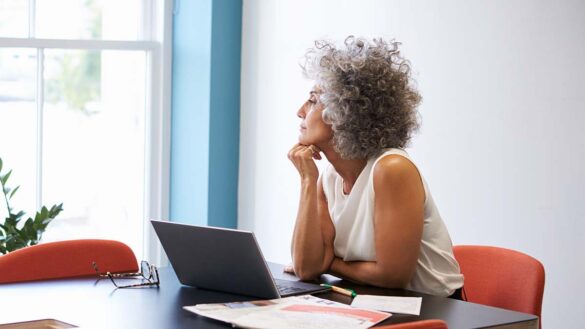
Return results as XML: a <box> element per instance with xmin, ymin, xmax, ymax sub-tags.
<box><xmin>320</xmin><ymin>283</ymin><xmax>357</xmax><ymax>297</ymax></box>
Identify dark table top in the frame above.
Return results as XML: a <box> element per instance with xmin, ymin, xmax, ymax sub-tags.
<box><xmin>0</xmin><ymin>264</ymin><xmax>537</xmax><ymax>329</ymax></box>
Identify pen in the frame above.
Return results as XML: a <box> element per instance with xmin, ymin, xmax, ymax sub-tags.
<box><xmin>320</xmin><ymin>283</ymin><xmax>357</xmax><ymax>297</ymax></box>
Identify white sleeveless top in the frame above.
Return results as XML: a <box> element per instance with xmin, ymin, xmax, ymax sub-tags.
<box><xmin>322</xmin><ymin>148</ymin><xmax>464</xmax><ymax>297</ymax></box>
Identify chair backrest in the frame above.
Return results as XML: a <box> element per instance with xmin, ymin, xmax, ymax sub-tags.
<box><xmin>376</xmin><ymin>319</ymin><xmax>448</xmax><ymax>329</ymax></box>
<box><xmin>453</xmin><ymin>245</ymin><xmax>545</xmax><ymax>323</ymax></box>
<box><xmin>0</xmin><ymin>239</ymin><xmax>138</xmax><ymax>284</ymax></box>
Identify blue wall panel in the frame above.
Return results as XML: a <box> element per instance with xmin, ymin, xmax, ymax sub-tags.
<box><xmin>208</xmin><ymin>0</ymin><xmax>242</xmax><ymax>228</ymax></box>
<box><xmin>170</xmin><ymin>0</ymin><xmax>212</xmax><ymax>226</ymax></box>
<box><xmin>170</xmin><ymin>0</ymin><xmax>241</xmax><ymax>228</ymax></box>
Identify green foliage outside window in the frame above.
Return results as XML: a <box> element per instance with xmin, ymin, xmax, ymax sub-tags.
<box><xmin>45</xmin><ymin>51</ymin><xmax>101</xmax><ymax>115</ymax></box>
<box><xmin>45</xmin><ymin>0</ymin><xmax>102</xmax><ymax>115</ymax></box>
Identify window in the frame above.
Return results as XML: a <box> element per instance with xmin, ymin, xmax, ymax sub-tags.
<box><xmin>0</xmin><ymin>0</ymin><xmax>171</xmax><ymax>262</ymax></box>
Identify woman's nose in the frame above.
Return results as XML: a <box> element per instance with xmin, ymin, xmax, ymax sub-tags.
<box><xmin>297</xmin><ymin>105</ymin><xmax>306</xmax><ymax>118</ymax></box>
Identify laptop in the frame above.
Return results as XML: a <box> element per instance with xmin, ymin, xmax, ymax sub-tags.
<box><xmin>151</xmin><ymin>220</ymin><xmax>329</xmax><ymax>299</ymax></box>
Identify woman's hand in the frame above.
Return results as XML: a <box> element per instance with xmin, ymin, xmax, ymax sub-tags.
<box><xmin>283</xmin><ymin>263</ymin><xmax>295</xmax><ymax>274</ymax></box>
<box><xmin>288</xmin><ymin>143</ymin><xmax>322</xmax><ymax>182</ymax></box>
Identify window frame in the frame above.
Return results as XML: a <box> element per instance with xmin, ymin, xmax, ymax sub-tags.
<box><xmin>0</xmin><ymin>0</ymin><xmax>173</xmax><ymax>264</ymax></box>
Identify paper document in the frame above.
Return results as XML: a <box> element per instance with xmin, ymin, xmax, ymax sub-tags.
<box><xmin>185</xmin><ymin>295</ymin><xmax>391</xmax><ymax>329</ymax></box>
<box><xmin>351</xmin><ymin>295</ymin><xmax>422</xmax><ymax>316</ymax></box>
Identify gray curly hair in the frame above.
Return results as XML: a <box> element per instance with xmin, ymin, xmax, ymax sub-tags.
<box><xmin>303</xmin><ymin>36</ymin><xmax>422</xmax><ymax>160</ymax></box>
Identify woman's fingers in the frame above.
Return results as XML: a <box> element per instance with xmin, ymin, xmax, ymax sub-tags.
<box><xmin>288</xmin><ymin>143</ymin><xmax>320</xmax><ymax>181</ymax></box>
<box><xmin>288</xmin><ymin>144</ymin><xmax>315</xmax><ymax>161</ymax></box>
<box><xmin>308</xmin><ymin>145</ymin><xmax>322</xmax><ymax>160</ymax></box>
<box><xmin>283</xmin><ymin>264</ymin><xmax>295</xmax><ymax>274</ymax></box>
<box><xmin>287</xmin><ymin>144</ymin><xmax>299</xmax><ymax>160</ymax></box>
<box><xmin>288</xmin><ymin>144</ymin><xmax>306</xmax><ymax>160</ymax></box>
<box><xmin>307</xmin><ymin>145</ymin><xmax>321</xmax><ymax>154</ymax></box>
<box><xmin>289</xmin><ymin>144</ymin><xmax>321</xmax><ymax>160</ymax></box>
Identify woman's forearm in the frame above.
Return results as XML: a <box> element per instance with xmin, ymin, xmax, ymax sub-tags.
<box><xmin>291</xmin><ymin>179</ymin><xmax>329</xmax><ymax>280</ymax></box>
<box><xmin>329</xmin><ymin>257</ymin><xmax>411</xmax><ymax>288</ymax></box>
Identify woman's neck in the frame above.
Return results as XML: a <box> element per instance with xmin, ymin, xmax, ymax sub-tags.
<box><xmin>320</xmin><ymin>145</ymin><xmax>368</xmax><ymax>194</ymax></box>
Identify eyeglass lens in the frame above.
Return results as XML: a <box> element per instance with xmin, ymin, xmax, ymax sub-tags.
<box><xmin>150</xmin><ymin>266</ymin><xmax>159</xmax><ymax>284</ymax></box>
<box><xmin>141</xmin><ymin>261</ymin><xmax>152</xmax><ymax>280</ymax></box>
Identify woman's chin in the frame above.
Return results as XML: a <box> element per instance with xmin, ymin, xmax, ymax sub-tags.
<box><xmin>299</xmin><ymin>136</ymin><xmax>323</xmax><ymax>147</ymax></box>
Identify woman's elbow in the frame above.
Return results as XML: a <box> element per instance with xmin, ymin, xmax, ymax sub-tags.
<box><xmin>292</xmin><ymin>262</ymin><xmax>322</xmax><ymax>281</ymax></box>
<box><xmin>393</xmin><ymin>275</ymin><xmax>412</xmax><ymax>288</ymax></box>
<box><xmin>378</xmin><ymin>268</ymin><xmax>414</xmax><ymax>289</ymax></box>
<box><xmin>297</xmin><ymin>270</ymin><xmax>320</xmax><ymax>281</ymax></box>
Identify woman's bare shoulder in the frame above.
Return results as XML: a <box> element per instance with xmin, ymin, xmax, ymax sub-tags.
<box><xmin>373</xmin><ymin>154</ymin><xmax>419</xmax><ymax>180</ymax></box>
<box><xmin>372</xmin><ymin>154</ymin><xmax>424</xmax><ymax>198</ymax></box>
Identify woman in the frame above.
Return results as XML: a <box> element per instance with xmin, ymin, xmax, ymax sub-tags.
<box><xmin>287</xmin><ymin>36</ymin><xmax>464</xmax><ymax>298</ymax></box>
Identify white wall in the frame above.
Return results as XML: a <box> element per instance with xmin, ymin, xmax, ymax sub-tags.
<box><xmin>239</xmin><ymin>1</ymin><xmax>585</xmax><ymax>327</ymax></box>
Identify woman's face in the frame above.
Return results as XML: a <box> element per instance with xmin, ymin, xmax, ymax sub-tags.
<box><xmin>297</xmin><ymin>87</ymin><xmax>333</xmax><ymax>146</ymax></box>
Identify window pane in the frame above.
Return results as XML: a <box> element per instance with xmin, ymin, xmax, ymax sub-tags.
<box><xmin>41</xmin><ymin>49</ymin><xmax>146</xmax><ymax>258</ymax></box>
<box><xmin>0</xmin><ymin>0</ymin><xmax>28</xmax><ymax>38</ymax></box>
<box><xmin>0</xmin><ymin>48</ymin><xmax>36</xmax><ymax>217</ymax></box>
<box><xmin>36</xmin><ymin>0</ymin><xmax>143</xmax><ymax>40</ymax></box>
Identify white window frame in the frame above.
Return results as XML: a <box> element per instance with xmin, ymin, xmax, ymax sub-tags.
<box><xmin>0</xmin><ymin>0</ymin><xmax>173</xmax><ymax>264</ymax></box>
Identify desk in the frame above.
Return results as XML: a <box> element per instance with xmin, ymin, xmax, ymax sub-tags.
<box><xmin>0</xmin><ymin>264</ymin><xmax>538</xmax><ymax>329</ymax></box>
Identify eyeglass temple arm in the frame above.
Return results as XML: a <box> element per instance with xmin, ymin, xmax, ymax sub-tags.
<box><xmin>106</xmin><ymin>272</ymin><xmax>159</xmax><ymax>288</ymax></box>
<box><xmin>116</xmin><ymin>281</ymin><xmax>159</xmax><ymax>288</ymax></box>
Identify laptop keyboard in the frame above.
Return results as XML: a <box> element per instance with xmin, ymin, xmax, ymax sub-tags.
<box><xmin>276</xmin><ymin>283</ymin><xmax>305</xmax><ymax>295</ymax></box>
<box><xmin>274</xmin><ymin>278</ymin><xmax>327</xmax><ymax>297</ymax></box>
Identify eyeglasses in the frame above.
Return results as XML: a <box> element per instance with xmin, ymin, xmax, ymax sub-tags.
<box><xmin>92</xmin><ymin>260</ymin><xmax>160</xmax><ymax>288</ymax></box>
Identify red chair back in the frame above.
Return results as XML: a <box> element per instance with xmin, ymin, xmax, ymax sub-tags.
<box><xmin>376</xmin><ymin>319</ymin><xmax>448</xmax><ymax>329</ymax></box>
<box><xmin>0</xmin><ymin>239</ymin><xmax>138</xmax><ymax>284</ymax></box>
<box><xmin>453</xmin><ymin>245</ymin><xmax>544</xmax><ymax>326</ymax></box>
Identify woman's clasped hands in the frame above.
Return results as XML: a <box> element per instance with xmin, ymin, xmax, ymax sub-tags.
<box><xmin>287</xmin><ymin>143</ymin><xmax>322</xmax><ymax>181</ymax></box>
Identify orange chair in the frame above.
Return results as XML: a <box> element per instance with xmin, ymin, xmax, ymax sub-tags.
<box><xmin>376</xmin><ymin>319</ymin><xmax>448</xmax><ymax>329</ymax></box>
<box><xmin>0</xmin><ymin>239</ymin><xmax>138</xmax><ymax>284</ymax></box>
<box><xmin>453</xmin><ymin>245</ymin><xmax>545</xmax><ymax>327</ymax></box>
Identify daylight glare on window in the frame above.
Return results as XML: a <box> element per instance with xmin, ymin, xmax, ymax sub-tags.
<box><xmin>0</xmin><ymin>0</ymin><xmax>153</xmax><ymax>258</ymax></box>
